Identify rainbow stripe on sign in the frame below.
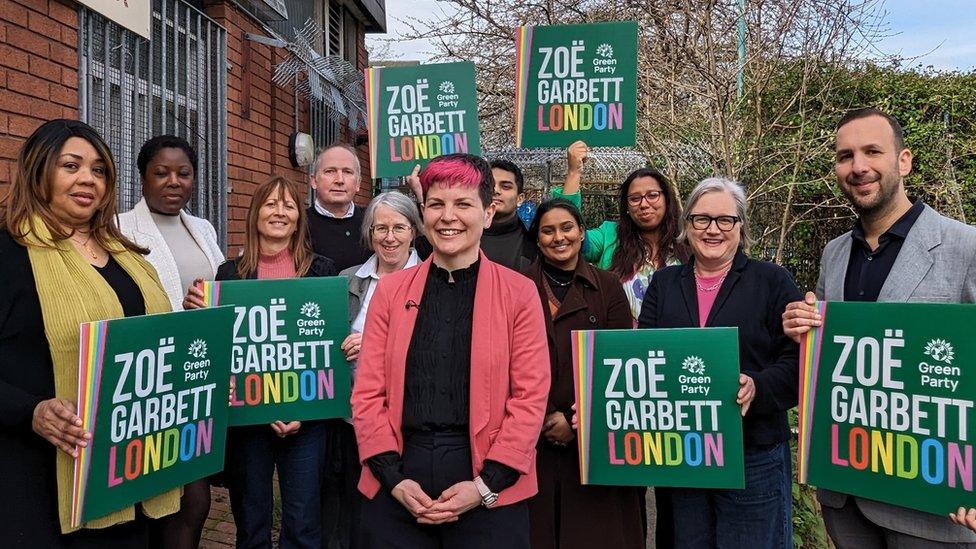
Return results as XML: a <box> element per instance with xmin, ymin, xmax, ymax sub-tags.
<box><xmin>198</xmin><ymin>281</ymin><xmax>221</xmax><ymax>307</ymax></box>
<box><xmin>71</xmin><ymin>320</ymin><xmax>109</xmax><ymax>527</ymax></box>
<box><xmin>797</xmin><ymin>301</ymin><xmax>827</xmax><ymax>483</ymax></box>
<box><xmin>364</xmin><ymin>66</ymin><xmax>382</xmax><ymax>178</ymax></box>
<box><xmin>513</xmin><ymin>25</ymin><xmax>534</xmax><ymax>148</ymax></box>
<box><xmin>571</xmin><ymin>330</ymin><xmax>595</xmax><ymax>484</ymax></box>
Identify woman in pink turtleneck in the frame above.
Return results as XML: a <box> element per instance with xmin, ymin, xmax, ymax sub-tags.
<box><xmin>185</xmin><ymin>176</ymin><xmax>336</xmax><ymax>548</ymax></box>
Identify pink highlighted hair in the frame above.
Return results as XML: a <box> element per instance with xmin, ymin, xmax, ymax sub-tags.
<box><xmin>419</xmin><ymin>153</ymin><xmax>494</xmax><ymax>207</ymax></box>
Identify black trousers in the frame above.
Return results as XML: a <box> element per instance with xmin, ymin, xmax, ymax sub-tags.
<box><xmin>359</xmin><ymin>431</ymin><xmax>529</xmax><ymax>549</ymax></box>
<box><xmin>321</xmin><ymin>420</ymin><xmax>362</xmax><ymax>549</ymax></box>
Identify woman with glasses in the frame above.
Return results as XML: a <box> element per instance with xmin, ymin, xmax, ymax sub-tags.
<box><xmin>553</xmin><ymin>141</ymin><xmax>687</xmax><ymax>322</ymax></box>
<box><xmin>637</xmin><ymin>178</ymin><xmax>802</xmax><ymax>547</ymax></box>
<box><xmin>324</xmin><ymin>191</ymin><xmax>422</xmax><ymax>548</ymax></box>
<box><xmin>554</xmin><ymin>142</ymin><xmax>687</xmax><ymax>546</ymax></box>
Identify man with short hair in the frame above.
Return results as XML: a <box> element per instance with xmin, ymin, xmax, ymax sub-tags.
<box><xmin>410</xmin><ymin>158</ymin><xmax>536</xmax><ymax>271</ymax></box>
<box><xmin>307</xmin><ymin>143</ymin><xmax>372</xmax><ymax>271</ymax></box>
<box><xmin>480</xmin><ymin>159</ymin><xmax>536</xmax><ymax>270</ymax></box>
<box><xmin>783</xmin><ymin>107</ymin><xmax>976</xmax><ymax>547</ymax></box>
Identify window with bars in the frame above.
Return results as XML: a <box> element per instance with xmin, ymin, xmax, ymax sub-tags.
<box><xmin>78</xmin><ymin>0</ymin><xmax>229</xmax><ymax>248</ymax></box>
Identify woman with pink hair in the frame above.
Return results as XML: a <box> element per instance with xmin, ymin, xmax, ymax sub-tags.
<box><xmin>351</xmin><ymin>153</ymin><xmax>550</xmax><ymax>548</ymax></box>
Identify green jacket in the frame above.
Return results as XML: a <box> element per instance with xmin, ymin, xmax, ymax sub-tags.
<box><xmin>551</xmin><ymin>186</ymin><xmax>619</xmax><ymax>270</ymax></box>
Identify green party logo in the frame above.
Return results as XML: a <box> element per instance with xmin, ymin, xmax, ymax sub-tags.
<box><xmin>924</xmin><ymin>338</ymin><xmax>955</xmax><ymax>364</ymax></box>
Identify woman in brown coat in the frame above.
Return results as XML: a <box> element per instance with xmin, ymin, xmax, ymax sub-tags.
<box><xmin>525</xmin><ymin>199</ymin><xmax>644</xmax><ymax>549</ymax></box>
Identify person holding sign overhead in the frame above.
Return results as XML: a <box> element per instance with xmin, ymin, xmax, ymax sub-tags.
<box><xmin>638</xmin><ymin>178</ymin><xmax>802</xmax><ymax>548</ymax></box>
<box><xmin>0</xmin><ymin>119</ymin><xmax>179</xmax><ymax>546</ymax></box>
<box><xmin>782</xmin><ymin>108</ymin><xmax>976</xmax><ymax>548</ymax></box>
<box><xmin>522</xmin><ymin>199</ymin><xmax>643</xmax><ymax>549</ymax></box>
<box><xmin>184</xmin><ymin>175</ymin><xmax>337</xmax><ymax>549</ymax></box>
<box><xmin>554</xmin><ymin>140</ymin><xmax>688</xmax><ymax>321</ymax></box>
<box><xmin>351</xmin><ymin>153</ymin><xmax>550</xmax><ymax>548</ymax></box>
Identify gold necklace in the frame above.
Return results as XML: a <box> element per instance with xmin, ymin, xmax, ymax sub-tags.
<box><xmin>694</xmin><ymin>265</ymin><xmax>730</xmax><ymax>292</ymax></box>
<box><xmin>71</xmin><ymin>232</ymin><xmax>98</xmax><ymax>261</ymax></box>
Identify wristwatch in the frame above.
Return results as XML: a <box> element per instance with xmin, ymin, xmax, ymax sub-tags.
<box><xmin>473</xmin><ymin>475</ymin><xmax>499</xmax><ymax>508</ymax></box>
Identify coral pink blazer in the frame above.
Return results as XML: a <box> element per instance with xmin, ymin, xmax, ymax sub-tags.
<box><xmin>351</xmin><ymin>252</ymin><xmax>550</xmax><ymax>505</ymax></box>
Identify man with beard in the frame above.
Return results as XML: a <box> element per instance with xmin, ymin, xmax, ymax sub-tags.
<box><xmin>782</xmin><ymin>107</ymin><xmax>976</xmax><ymax>547</ymax></box>
<box><xmin>411</xmin><ymin>159</ymin><xmax>535</xmax><ymax>271</ymax></box>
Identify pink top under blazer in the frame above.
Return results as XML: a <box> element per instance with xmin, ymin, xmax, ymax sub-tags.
<box><xmin>351</xmin><ymin>252</ymin><xmax>550</xmax><ymax>506</ymax></box>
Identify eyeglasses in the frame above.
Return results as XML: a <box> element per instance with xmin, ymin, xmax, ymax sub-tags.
<box><xmin>371</xmin><ymin>224</ymin><xmax>412</xmax><ymax>236</ymax></box>
<box><xmin>627</xmin><ymin>191</ymin><xmax>663</xmax><ymax>206</ymax></box>
<box><xmin>686</xmin><ymin>214</ymin><xmax>740</xmax><ymax>232</ymax></box>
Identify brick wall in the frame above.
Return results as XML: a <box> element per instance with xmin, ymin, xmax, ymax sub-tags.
<box><xmin>204</xmin><ymin>1</ymin><xmax>308</xmax><ymax>253</ymax></box>
<box><xmin>0</xmin><ymin>0</ymin><xmax>79</xmax><ymax>197</ymax></box>
<box><xmin>0</xmin><ymin>0</ymin><xmax>373</xmax><ymax>254</ymax></box>
<box><xmin>352</xmin><ymin>17</ymin><xmax>371</xmax><ymax>205</ymax></box>
<box><xmin>205</xmin><ymin>2</ymin><xmax>372</xmax><ymax>254</ymax></box>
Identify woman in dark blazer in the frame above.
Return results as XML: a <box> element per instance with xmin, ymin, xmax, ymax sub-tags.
<box><xmin>185</xmin><ymin>175</ymin><xmax>335</xmax><ymax>549</ymax></box>
<box><xmin>638</xmin><ymin>178</ymin><xmax>802</xmax><ymax>548</ymax></box>
<box><xmin>525</xmin><ymin>199</ymin><xmax>644</xmax><ymax>549</ymax></box>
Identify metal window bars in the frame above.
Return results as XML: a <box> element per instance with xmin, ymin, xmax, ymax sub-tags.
<box><xmin>79</xmin><ymin>0</ymin><xmax>228</xmax><ymax>249</ymax></box>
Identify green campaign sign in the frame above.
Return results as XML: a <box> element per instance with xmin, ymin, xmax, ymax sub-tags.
<box><xmin>71</xmin><ymin>307</ymin><xmax>234</xmax><ymax>525</ymax></box>
<box><xmin>573</xmin><ymin>328</ymin><xmax>744</xmax><ymax>488</ymax></box>
<box><xmin>799</xmin><ymin>302</ymin><xmax>976</xmax><ymax>515</ymax></box>
<box><xmin>515</xmin><ymin>21</ymin><xmax>638</xmax><ymax>148</ymax></box>
<box><xmin>365</xmin><ymin>61</ymin><xmax>481</xmax><ymax>178</ymax></box>
<box><xmin>200</xmin><ymin>277</ymin><xmax>352</xmax><ymax>426</ymax></box>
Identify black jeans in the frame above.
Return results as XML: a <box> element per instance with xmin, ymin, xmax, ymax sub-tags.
<box><xmin>321</xmin><ymin>420</ymin><xmax>362</xmax><ymax>549</ymax></box>
<box><xmin>359</xmin><ymin>431</ymin><xmax>529</xmax><ymax>549</ymax></box>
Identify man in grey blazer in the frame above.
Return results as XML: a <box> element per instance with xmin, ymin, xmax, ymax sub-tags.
<box><xmin>783</xmin><ymin>107</ymin><xmax>976</xmax><ymax>547</ymax></box>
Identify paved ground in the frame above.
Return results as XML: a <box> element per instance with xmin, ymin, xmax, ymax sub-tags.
<box><xmin>199</xmin><ymin>488</ymin><xmax>236</xmax><ymax>548</ymax></box>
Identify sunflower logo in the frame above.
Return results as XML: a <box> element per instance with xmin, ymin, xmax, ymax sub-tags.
<box><xmin>924</xmin><ymin>338</ymin><xmax>955</xmax><ymax>364</ymax></box>
<box><xmin>596</xmin><ymin>43</ymin><xmax>614</xmax><ymax>59</ymax></box>
<box><xmin>188</xmin><ymin>339</ymin><xmax>208</xmax><ymax>359</ymax></box>
<box><xmin>300</xmin><ymin>302</ymin><xmax>321</xmax><ymax>319</ymax></box>
<box><xmin>682</xmin><ymin>355</ymin><xmax>706</xmax><ymax>375</ymax></box>
<box><xmin>439</xmin><ymin>81</ymin><xmax>455</xmax><ymax>94</ymax></box>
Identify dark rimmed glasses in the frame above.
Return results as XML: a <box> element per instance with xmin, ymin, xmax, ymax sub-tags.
<box><xmin>686</xmin><ymin>214</ymin><xmax>740</xmax><ymax>232</ymax></box>
<box><xmin>626</xmin><ymin>190</ymin><xmax>663</xmax><ymax>207</ymax></box>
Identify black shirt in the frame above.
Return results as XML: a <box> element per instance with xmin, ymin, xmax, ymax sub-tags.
<box><xmin>402</xmin><ymin>260</ymin><xmax>479</xmax><ymax>431</ymax></box>
<box><xmin>480</xmin><ymin>214</ymin><xmax>536</xmax><ymax>271</ymax></box>
<box><xmin>844</xmin><ymin>200</ymin><xmax>925</xmax><ymax>302</ymax></box>
<box><xmin>95</xmin><ymin>255</ymin><xmax>146</xmax><ymax>317</ymax></box>
<box><xmin>367</xmin><ymin>258</ymin><xmax>518</xmax><ymax>493</ymax></box>
<box><xmin>541</xmin><ymin>261</ymin><xmax>575</xmax><ymax>302</ymax></box>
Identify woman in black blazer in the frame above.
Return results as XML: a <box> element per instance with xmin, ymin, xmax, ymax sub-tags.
<box><xmin>185</xmin><ymin>176</ymin><xmax>335</xmax><ymax>549</ymax></box>
<box><xmin>638</xmin><ymin>178</ymin><xmax>801</xmax><ymax>548</ymax></box>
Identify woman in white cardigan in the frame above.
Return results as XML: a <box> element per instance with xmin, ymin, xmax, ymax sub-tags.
<box><xmin>117</xmin><ymin>135</ymin><xmax>224</xmax><ymax>549</ymax></box>
<box><xmin>117</xmin><ymin>136</ymin><xmax>224</xmax><ymax>311</ymax></box>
